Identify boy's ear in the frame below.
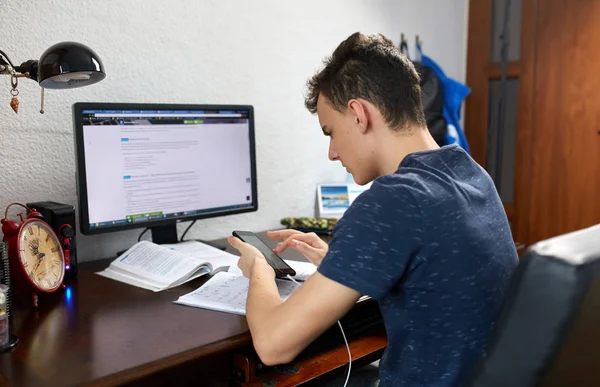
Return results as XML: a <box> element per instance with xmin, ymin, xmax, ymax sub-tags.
<box><xmin>347</xmin><ymin>99</ymin><xmax>369</xmax><ymax>134</ymax></box>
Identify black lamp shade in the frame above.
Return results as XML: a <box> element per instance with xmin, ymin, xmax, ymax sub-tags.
<box><xmin>38</xmin><ymin>42</ymin><xmax>105</xmax><ymax>89</ymax></box>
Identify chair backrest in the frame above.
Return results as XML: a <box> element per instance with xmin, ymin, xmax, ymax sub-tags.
<box><xmin>469</xmin><ymin>224</ymin><xmax>600</xmax><ymax>387</ymax></box>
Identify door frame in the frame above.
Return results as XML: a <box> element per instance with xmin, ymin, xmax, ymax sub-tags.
<box><xmin>464</xmin><ymin>0</ymin><xmax>538</xmax><ymax>251</ymax></box>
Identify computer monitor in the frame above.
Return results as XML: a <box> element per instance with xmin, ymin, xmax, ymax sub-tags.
<box><xmin>73</xmin><ymin>103</ymin><xmax>258</xmax><ymax>244</ymax></box>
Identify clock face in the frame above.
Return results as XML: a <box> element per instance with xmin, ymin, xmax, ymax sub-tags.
<box><xmin>17</xmin><ymin>220</ymin><xmax>65</xmax><ymax>292</ymax></box>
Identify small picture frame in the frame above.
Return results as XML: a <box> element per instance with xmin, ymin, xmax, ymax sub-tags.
<box><xmin>316</xmin><ymin>183</ymin><xmax>371</xmax><ymax>218</ymax></box>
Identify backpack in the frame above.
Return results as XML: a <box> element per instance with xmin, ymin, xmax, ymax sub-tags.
<box><xmin>413</xmin><ymin>61</ymin><xmax>447</xmax><ymax>147</ymax></box>
<box><xmin>399</xmin><ymin>36</ymin><xmax>448</xmax><ymax>147</ymax></box>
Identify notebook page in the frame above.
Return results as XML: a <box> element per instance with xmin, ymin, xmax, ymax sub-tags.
<box><xmin>286</xmin><ymin>260</ymin><xmax>317</xmax><ymax>281</ymax></box>
<box><xmin>175</xmin><ymin>272</ymin><xmax>299</xmax><ymax>316</ymax></box>
<box><xmin>228</xmin><ymin>259</ymin><xmax>316</xmax><ymax>281</ymax></box>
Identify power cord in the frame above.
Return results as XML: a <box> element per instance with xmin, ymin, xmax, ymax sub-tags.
<box><xmin>137</xmin><ymin>227</ymin><xmax>149</xmax><ymax>242</ymax></box>
<box><xmin>286</xmin><ymin>275</ymin><xmax>351</xmax><ymax>387</ymax></box>
<box><xmin>180</xmin><ymin>220</ymin><xmax>196</xmax><ymax>242</ymax></box>
<box><xmin>0</xmin><ymin>50</ymin><xmax>15</xmax><ymax>67</ymax></box>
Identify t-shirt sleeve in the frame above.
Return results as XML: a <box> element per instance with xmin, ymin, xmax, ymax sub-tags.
<box><xmin>317</xmin><ymin>183</ymin><xmax>423</xmax><ymax>300</ymax></box>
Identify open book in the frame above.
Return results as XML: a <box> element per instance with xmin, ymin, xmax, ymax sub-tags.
<box><xmin>96</xmin><ymin>240</ymin><xmax>317</xmax><ymax>293</ymax></box>
<box><xmin>96</xmin><ymin>240</ymin><xmax>241</xmax><ymax>292</ymax></box>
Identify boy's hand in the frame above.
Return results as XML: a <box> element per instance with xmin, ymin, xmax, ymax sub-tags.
<box><xmin>227</xmin><ymin>236</ymin><xmax>275</xmax><ymax>279</ymax></box>
<box><xmin>266</xmin><ymin>230</ymin><xmax>328</xmax><ymax>267</ymax></box>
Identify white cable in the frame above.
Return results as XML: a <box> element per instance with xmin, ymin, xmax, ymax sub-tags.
<box><xmin>287</xmin><ymin>274</ymin><xmax>352</xmax><ymax>387</ymax></box>
<box><xmin>337</xmin><ymin>320</ymin><xmax>352</xmax><ymax>387</ymax></box>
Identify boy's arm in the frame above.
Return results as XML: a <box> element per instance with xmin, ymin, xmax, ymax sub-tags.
<box><xmin>247</xmin><ymin>259</ymin><xmax>361</xmax><ymax>365</ymax></box>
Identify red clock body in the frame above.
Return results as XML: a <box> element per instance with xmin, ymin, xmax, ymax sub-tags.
<box><xmin>1</xmin><ymin>203</ymin><xmax>65</xmax><ymax>307</ymax></box>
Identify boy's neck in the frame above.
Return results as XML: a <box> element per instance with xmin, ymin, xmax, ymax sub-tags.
<box><xmin>377</xmin><ymin>126</ymin><xmax>440</xmax><ymax>176</ymax></box>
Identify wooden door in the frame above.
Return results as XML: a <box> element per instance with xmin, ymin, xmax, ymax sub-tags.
<box><xmin>465</xmin><ymin>0</ymin><xmax>600</xmax><ymax>249</ymax></box>
<box><xmin>465</xmin><ymin>0</ymin><xmax>528</xmax><ymax>251</ymax></box>
<box><xmin>526</xmin><ymin>0</ymin><xmax>600</xmax><ymax>243</ymax></box>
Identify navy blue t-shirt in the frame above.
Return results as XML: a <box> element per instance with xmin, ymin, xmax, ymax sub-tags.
<box><xmin>318</xmin><ymin>145</ymin><xmax>518</xmax><ymax>387</ymax></box>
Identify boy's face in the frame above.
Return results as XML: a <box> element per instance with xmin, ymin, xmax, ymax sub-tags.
<box><xmin>316</xmin><ymin>94</ymin><xmax>375</xmax><ymax>185</ymax></box>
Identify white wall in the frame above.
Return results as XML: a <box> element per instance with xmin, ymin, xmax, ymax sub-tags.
<box><xmin>0</xmin><ymin>0</ymin><xmax>468</xmax><ymax>261</ymax></box>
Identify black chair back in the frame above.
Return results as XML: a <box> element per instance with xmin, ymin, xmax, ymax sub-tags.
<box><xmin>470</xmin><ymin>224</ymin><xmax>600</xmax><ymax>387</ymax></box>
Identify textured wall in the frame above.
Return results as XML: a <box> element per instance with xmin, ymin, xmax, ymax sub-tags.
<box><xmin>0</xmin><ymin>0</ymin><xmax>468</xmax><ymax>261</ymax></box>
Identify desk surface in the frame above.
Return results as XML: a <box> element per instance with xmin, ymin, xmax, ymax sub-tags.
<box><xmin>0</xmin><ymin>232</ymin><xmax>385</xmax><ymax>387</ymax></box>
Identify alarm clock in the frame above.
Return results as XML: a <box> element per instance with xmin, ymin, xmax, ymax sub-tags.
<box><xmin>1</xmin><ymin>202</ymin><xmax>65</xmax><ymax>308</ymax></box>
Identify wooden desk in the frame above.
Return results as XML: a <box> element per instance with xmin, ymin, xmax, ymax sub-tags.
<box><xmin>0</xmin><ymin>232</ymin><xmax>386</xmax><ymax>386</ymax></box>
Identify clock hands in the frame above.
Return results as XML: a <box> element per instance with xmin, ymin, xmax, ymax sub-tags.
<box><xmin>29</xmin><ymin>242</ymin><xmax>39</xmax><ymax>254</ymax></box>
<box><xmin>23</xmin><ymin>228</ymin><xmax>60</xmax><ymax>289</ymax></box>
<box><xmin>31</xmin><ymin>252</ymin><xmax>46</xmax><ymax>276</ymax></box>
<box><xmin>32</xmin><ymin>259</ymin><xmax>42</xmax><ymax>275</ymax></box>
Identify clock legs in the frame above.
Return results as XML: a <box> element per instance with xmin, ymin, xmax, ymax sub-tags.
<box><xmin>32</xmin><ymin>293</ymin><xmax>38</xmax><ymax>308</ymax></box>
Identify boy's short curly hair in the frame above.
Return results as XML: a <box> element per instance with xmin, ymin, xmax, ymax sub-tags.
<box><xmin>305</xmin><ymin>32</ymin><xmax>426</xmax><ymax>131</ymax></box>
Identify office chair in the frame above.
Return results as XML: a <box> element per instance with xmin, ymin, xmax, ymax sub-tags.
<box><xmin>469</xmin><ymin>224</ymin><xmax>600</xmax><ymax>387</ymax></box>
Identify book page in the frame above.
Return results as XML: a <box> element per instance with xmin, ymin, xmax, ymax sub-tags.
<box><xmin>162</xmin><ymin>240</ymin><xmax>240</xmax><ymax>271</ymax></box>
<box><xmin>228</xmin><ymin>259</ymin><xmax>316</xmax><ymax>281</ymax></box>
<box><xmin>175</xmin><ymin>272</ymin><xmax>299</xmax><ymax>316</ymax></box>
<box><xmin>97</xmin><ymin>268</ymin><xmax>170</xmax><ymax>292</ymax></box>
<box><xmin>107</xmin><ymin>241</ymin><xmax>207</xmax><ymax>287</ymax></box>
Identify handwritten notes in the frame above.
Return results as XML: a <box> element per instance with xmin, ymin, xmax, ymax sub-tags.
<box><xmin>174</xmin><ymin>272</ymin><xmax>299</xmax><ymax>315</ymax></box>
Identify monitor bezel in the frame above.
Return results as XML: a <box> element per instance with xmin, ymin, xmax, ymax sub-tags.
<box><xmin>73</xmin><ymin>102</ymin><xmax>258</xmax><ymax>236</ymax></box>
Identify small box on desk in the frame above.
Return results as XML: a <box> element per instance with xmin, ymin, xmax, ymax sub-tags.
<box><xmin>26</xmin><ymin>201</ymin><xmax>78</xmax><ymax>281</ymax></box>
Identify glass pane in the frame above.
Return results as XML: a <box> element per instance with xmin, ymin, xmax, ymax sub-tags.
<box><xmin>490</xmin><ymin>0</ymin><xmax>522</xmax><ymax>62</ymax></box>
<box><xmin>486</xmin><ymin>78</ymin><xmax>519</xmax><ymax>204</ymax></box>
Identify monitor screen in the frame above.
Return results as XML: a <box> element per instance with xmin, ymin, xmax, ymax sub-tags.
<box><xmin>73</xmin><ymin>103</ymin><xmax>257</xmax><ymax>240</ymax></box>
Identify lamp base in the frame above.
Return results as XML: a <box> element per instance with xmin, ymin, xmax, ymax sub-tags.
<box><xmin>0</xmin><ymin>334</ymin><xmax>18</xmax><ymax>353</ymax></box>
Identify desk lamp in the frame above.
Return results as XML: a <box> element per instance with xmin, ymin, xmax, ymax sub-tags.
<box><xmin>0</xmin><ymin>41</ymin><xmax>105</xmax><ymax>353</ymax></box>
<box><xmin>0</xmin><ymin>41</ymin><xmax>105</xmax><ymax>113</ymax></box>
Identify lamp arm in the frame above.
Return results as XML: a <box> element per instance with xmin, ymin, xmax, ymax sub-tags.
<box><xmin>0</xmin><ymin>55</ymin><xmax>11</xmax><ymax>75</ymax></box>
<box><xmin>0</xmin><ymin>50</ymin><xmax>38</xmax><ymax>81</ymax></box>
<box><xmin>14</xmin><ymin>60</ymin><xmax>38</xmax><ymax>81</ymax></box>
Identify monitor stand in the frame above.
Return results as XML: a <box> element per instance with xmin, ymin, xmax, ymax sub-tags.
<box><xmin>150</xmin><ymin>223</ymin><xmax>226</xmax><ymax>250</ymax></box>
